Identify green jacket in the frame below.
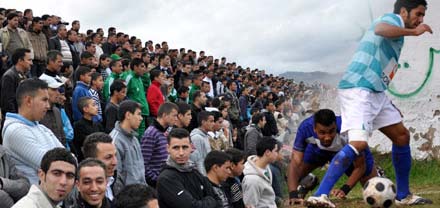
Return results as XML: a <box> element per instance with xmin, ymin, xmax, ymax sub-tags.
<box><xmin>126</xmin><ymin>71</ymin><xmax>149</xmax><ymax>116</ymax></box>
<box><xmin>103</xmin><ymin>72</ymin><xmax>124</xmax><ymax>102</ymax></box>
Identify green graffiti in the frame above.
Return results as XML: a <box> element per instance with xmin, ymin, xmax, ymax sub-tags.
<box><xmin>388</xmin><ymin>47</ymin><xmax>440</xmax><ymax>98</ymax></box>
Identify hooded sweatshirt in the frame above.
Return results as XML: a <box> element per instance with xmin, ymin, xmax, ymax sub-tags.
<box><xmin>190</xmin><ymin>128</ymin><xmax>212</xmax><ymax>175</ymax></box>
<box><xmin>242</xmin><ymin>155</ymin><xmax>276</xmax><ymax>208</ymax></box>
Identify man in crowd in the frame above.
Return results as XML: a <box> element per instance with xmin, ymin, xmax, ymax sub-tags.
<box><xmin>27</xmin><ymin>16</ymin><xmax>48</xmax><ymax>77</ymax></box>
<box><xmin>0</xmin><ymin>13</ymin><xmax>33</xmax><ymax>57</ymax></box>
<box><xmin>190</xmin><ymin>111</ymin><xmax>215</xmax><ymax>175</ymax></box>
<box><xmin>205</xmin><ymin>150</ymin><xmax>233</xmax><ymax>208</ymax></box>
<box><xmin>157</xmin><ymin>128</ymin><xmax>221</xmax><ymax>208</ymax></box>
<box><xmin>142</xmin><ymin>102</ymin><xmax>178</xmax><ymax>187</ymax></box>
<box><xmin>110</xmin><ymin>100</ymin><xmax>146</xmax><ymax>185</ymax></box>
<box><xmin>188</xmin><ymin>90</ymin><xmax>207</xmax><ymax>131</ymax></box>
<box><xmin>244</xmin><ymin>113</ymin><xmax>266</xmax><ymax>156</ymax></box>
<box><xmin>82</xmin><ymin>132</ymin><xmax>124</xmax><ymax>201</ymax></box>
<box><xmin>3</xmin><ymin>78</ymin><xmax>64</xmax><ymax>185</ymax></box>
<box><xmin>13</xmin><ymin>148</ymin><xmax>76</xmax><ymax>207</ymax></box>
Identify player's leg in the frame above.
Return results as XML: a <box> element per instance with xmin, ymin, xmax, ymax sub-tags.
<box><xmin>375</xmin><ymin>99</ymin><xmax>432</xmax><ymax>205</ymax></box>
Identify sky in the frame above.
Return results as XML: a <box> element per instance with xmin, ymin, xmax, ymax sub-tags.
<box><xmin>3</xmin><ymin>0</ymin><xmax>395</xmax><ymax>75</ymax></box>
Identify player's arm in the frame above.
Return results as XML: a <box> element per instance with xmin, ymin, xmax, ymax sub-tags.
<box><xmin>288</xmin><ymin>149</ymin><xmax>305</xmax><ymax>204</ymax></box>
<box><xmin>375</xmin><ymin>22</ymin><xmax>432</xmax><ymax>38</ymax></box>
<box><xmin>332</xmin><ymin>154</ymin><xmax>366</xmax><ymax>199</ymax></box>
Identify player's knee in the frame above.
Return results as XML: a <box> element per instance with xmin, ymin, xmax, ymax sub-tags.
<box><xmin>349</xmin><ymin>141</ymin><xmax>368</xmax><ymax>153</ymax></box>
<box><xmin>393</xmin><ymin>128</ymin><xmax>410</xmax><ymax>146</ymax></box>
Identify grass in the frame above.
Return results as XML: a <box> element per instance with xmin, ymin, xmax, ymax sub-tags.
<box><xmin>280</xmin><ymin>152</ymin><xmax>440</xmax><ymax>207</ymax></box>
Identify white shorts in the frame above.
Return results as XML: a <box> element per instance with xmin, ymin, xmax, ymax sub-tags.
<box><xmin>338</xmin><ymin>88</ymin><xmax>402</xmax><ymax>142</ymax></box>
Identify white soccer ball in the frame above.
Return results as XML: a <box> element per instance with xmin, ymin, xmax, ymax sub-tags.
<box><xmin>363</xmin><ymin>177</ymin><xmax>396</xmax><ymax>208</ymax></box>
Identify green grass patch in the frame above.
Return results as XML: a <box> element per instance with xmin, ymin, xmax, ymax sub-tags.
<box><xmin>281</xmin><ymin>152</ymin><xmax>440</xmax><ymax>207</ymax></box>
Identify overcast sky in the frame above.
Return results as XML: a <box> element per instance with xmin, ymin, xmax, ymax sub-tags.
<box><xmin>4</xmin><ymin>0</ymin><xmax>396</xmax><ymax>75</ymax></box>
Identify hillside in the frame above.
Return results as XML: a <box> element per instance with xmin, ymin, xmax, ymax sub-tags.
<box><xmin>279</xmin><ymin>71</ymin><xmax>343</xmax><ymax>86</ymax></box>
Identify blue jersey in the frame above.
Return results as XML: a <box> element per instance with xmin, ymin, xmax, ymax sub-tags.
<box><xmin>293</xmin><ymin>115</ymin><xmax>344</xmax><ymax>152</ymax></box>
<box><xmin>339</xmin><ymin>13</ymin><xmax>404</xmax><ymax>92</ymax></box>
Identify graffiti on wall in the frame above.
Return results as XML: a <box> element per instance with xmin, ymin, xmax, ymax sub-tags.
<box><xmin>388</xmin><ymin>47</ymin><xmax>439</xmax><ymax>98</ymax></box>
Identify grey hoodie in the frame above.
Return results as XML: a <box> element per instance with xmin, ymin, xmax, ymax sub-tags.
<box><xmin>190</xmin><ymin>128</ymin><xmax>212</xmax><ymax>176</ymax></box>
<box><xmin>242</xmin><ymin>155</ymin><xmax>276</xmax><ymax>208</ymax></box>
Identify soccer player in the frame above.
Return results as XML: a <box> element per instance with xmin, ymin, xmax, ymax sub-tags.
<box><xmin>306</xmin><ymin>0</ymin><xmax>433</xmax><ymax>206</ymax></box>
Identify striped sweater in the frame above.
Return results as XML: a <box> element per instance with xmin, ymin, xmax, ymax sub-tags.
<box><xmin>141</xmin><ymin>119</ymin><xmax>169</xmax><ymax>185</ymax></box>
<box><xmin>2</xmin><ymin>113</ymin><xmax>64</xmax><ymax>185</ymax></box>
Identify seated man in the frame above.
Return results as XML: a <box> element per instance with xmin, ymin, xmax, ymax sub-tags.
<box><xmin>156</xmin><ymin>128</ymin><xmax>221</xmax><ymax>208</ymax></box>
<box><xmin>13</xmin><ymin>148</ymin><xmax>77</xmax><ymax>207</ymax></box>
<box><xmin>114</xmin><ymin>184</ymin><xmax>158</xmax><ymax>208</ymax></box>
<box><xmin>74</xmin><ymin>158</ymin><xmax>111</xmax><ymax>208</ymax></box>
<box><xmin>0</xmin><ymin>145</ymin><xmax>30</xmax><ymax>208</ymax></box>
<box><xmin>287</xmin><ymin>109</ymin><xmax>376</xmax><ymax>206</ymax></box>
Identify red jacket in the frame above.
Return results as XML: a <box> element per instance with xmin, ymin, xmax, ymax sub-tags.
<box><xmin>147</xmin><ymin>80</ymin><xmax>165</xmax><ymax>117</ymax></box>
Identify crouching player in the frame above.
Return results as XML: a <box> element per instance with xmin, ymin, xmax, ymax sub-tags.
<box><xmin>287</xmin><ymin>109</ymin><xmax>377</xmax><ymax>206</ymax></box>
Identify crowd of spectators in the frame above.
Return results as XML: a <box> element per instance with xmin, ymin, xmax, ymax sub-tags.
<box><xmin>0</xmin><ymin>7</ymin><xmax>326</xmax><ymax>208</ymax></box>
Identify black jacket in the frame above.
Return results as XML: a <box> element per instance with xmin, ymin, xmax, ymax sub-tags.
<box><xmin>0</xmin><ymin>66</ymin><xmax>27</xmax><ymax>117</ymax></box>
<box><xmin>157</xmin><ymin>164</ymin><xmax>221</xmax><ymax>208</ymax></box>
<box><xmin>48</xmin><ymin>36</ymin><xmax>61</xmax><ymax>51</ymax></box>
<box><xmin>73</xmin><ymin>117</ymin><xmax>103</xmax><ymax>162</ymax></box>
<box><xmin>262</xmin><ymin>111</ymin><xmax>278</xmax><ymax>137</ymax></box>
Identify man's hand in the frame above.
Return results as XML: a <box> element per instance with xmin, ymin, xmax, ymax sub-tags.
<box><xmin>331</xmin><ymin>189</ymin><xmax>347</xmax><ymax>199</ymax></box>
<box><xmin>414</xmin><ymin>24</ymin><xmax>433</xmax><ymax>36</ymax></box>
<box><xmin>289</xmin><ymin>197</ymin><xmax>304</xmax><ymax>205</ymax></box>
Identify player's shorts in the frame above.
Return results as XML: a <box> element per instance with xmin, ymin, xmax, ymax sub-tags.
<box><xmin>303</xmin><ymin>144</ymin><xmax>374</xmax><ymax>177</ymax></box>
<box><xmin>338</xmin><ymin>88</ymin><xmax>402</xmax><ymax>142</ymax></box>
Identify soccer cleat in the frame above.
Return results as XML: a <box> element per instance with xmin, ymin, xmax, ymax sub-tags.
<box><xmin>298</xmin><ymin>173</ymin><xmax>319</xmax><ymax>198</ymax></box>
<box><xmin>305</xmin><ymin>194</ymin><xmax>336</xmax><ymax>208</ymax></box>
<box><xmin>395</xmin><ymin>194</ymin><xmax>433</xmax><ymax>206</ymax></box>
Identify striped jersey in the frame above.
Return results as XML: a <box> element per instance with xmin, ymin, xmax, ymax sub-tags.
<box><xmin>339</xmin><ymin>13</ymin><xmax>404</xmax><ymax>92</ymax></box>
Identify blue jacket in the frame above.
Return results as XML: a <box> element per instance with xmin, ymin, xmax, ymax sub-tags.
<box><xmin>72</xmin><ymin>82</ymin><xmax>92</xmax><ymax>121</ymax></box>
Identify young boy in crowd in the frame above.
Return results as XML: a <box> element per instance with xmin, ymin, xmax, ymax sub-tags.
<box><xmin>110</xmin><ymin>100</ymin><xmax>146</xmax><ymax>186</ymax></box>
<box><xmin>104</xmin><ymin>79</ymin><xmax>126</xmax><ymax>133</ymax></box>
<box><xmin>205</xmin><ymin>150</ymin><xmax>233</xmax><ymax>208</ymax></box>
<box><xmin>242</xmin><ymin>137</ymin><xmax>279</xmax><ymax>208</ymax></box>
<box><xmin>89</xmin><ymin>72</ymin><xmax>104</xmax><ymax>122</ymax></box>
<box><xmin>223</xmin><ymin>148</ymin><xmax>246</xmax><ymax>208</ymax></box>
<box><xmin>73</xmin><ymin>96</ymin><xmax>103</xmax><ymax>162</ymax></box>
<box><xmin>72</xmin><ymin>66</ymin><xmax>92</xmax><ymax>121</ymax></box>
<box><xmin>103</xmin><ymin>59</ymin><xmax>124</xmax><ymax>101</ymax></box>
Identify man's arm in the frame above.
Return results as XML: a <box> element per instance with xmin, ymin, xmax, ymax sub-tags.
<box><xmin>375</xmin><ymin>23</ymin><xmax>432</xmax><ymax>38</ymax></box>
<box><xmin>1</xmin><ymin>75</ymin><xmax>17</xmax><ymax>113</ymax></box>
<box><xmin>157</xmin><ymin>173</ymin><xmax>219</xmax><ymax>208</ymax></box>
<box><xmin>287</xmin><ymin>150</ymin><xmax>305</xmax><ymax>192</ymax></box>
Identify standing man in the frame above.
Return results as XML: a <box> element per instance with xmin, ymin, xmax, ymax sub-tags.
<box><xmin>0</xmin><ymin>13</ymin><xmax>33</xmax><ymax>58</ymax></box>
<box><xmin>307</xmin><ymin>0</ymin><xmax>433</xmax><ymax>206</ymax></box>
<box><xmin>1</xmin><ymin>48</ymin><xmax>31</xmax><ymax>120</ymax></box>
<box><xmin>27</xmin><ymin>17</ymin><xmax>48</xmax><ymax>77</ymax></box>
<box><xmin>12</xmin><ymin>148</ymin><xmax>77</xmax><ymax>208</ymax></box>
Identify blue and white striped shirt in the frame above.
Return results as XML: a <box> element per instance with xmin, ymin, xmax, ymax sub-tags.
<box><xmin>339</xmin><ymin>13</ymin><xmax>404</xmax><ymax>92</ymax></box>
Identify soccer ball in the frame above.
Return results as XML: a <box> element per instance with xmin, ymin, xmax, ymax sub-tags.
<box><xmin>363</xmin><ymin>177</ymin><xmax>396</xmax><ymax>208</ymax></box>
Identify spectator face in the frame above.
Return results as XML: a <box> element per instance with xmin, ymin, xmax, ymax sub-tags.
<box><xmin>8</xmin><ymin>16</ymin><xmax>19</xmax><ymax>29</ymax></box>
<box><xmin>48</xmin><ymin>54</ymin><xmax>63</xmax><ymax>72</ymax></box>
<box><xmin>101</xmin><ymin>58</ymin><xmax>111</xmax><ymax>68</ymax></box>
<box><xmin>133</xmin><ymin>63</ymin><xmax>146</xmax><ymax>76</ymax></box>
<box><xmin>87</xmin><ymin>44</ymin><xmax>97</xmax><ymax>54</ymax></box>
<box><xmin>267</xmin><ymin>145</ymin><xmax>280</xmax><ymax>163</ymax></box>
<box><xmin>81</xmin><ymin>71</ymin><xmax>92</xmax><ymax>85</ymax></box>
<box><xmin>128</xmin><ymin>108</ymin><xmax>143</xmax><ymax>130</ymax></box>
<box><xmin>202</xmin><ymin>83</ymin><xmax>210</xmax><ymax>93</ymax></box>
<box><xmin>95</xmin><ymin>143</ymin><xmax>117</xmax><ymax>177</ymax></box>
<box><xmin>116</xmin><ymin>88</ymin><xmax>127</xmax><ymax>102</ymax></box>
<box><xmin>183</xmin><ymin>64</ymin><xmax>192</xmax><ymax>73</ymax></box>
<box><xmin>215</xmin><ymin>161</ymin><xmax>232</xmax><ymax>182</ymax></box>
<box><xmin>28</xmin><ymin>88</ymin><xmax>50</xmax><ymax>121</ymax></box>
<box><xmin>39</xmin><ymin>161</ymin><xmax>76</xmax><ymax>203</ymax></box>
<box><xmin>202</xmin><ymin>115</ymin><xmax>215</xmax><ymax>131</ymax></box>
<box><xmin>33</xmin><ymin>20</ymin><xmax>44</xmax><ymax>32</ymax></box>
<box><xmin>77</xmin><ymin>166</ymin><xmax>107</xmax><ymax>207</ymax></box>
<box><xmin>58</xmin><ymin>26</ymin><xmax>67</xmax><ymax>38</ymax></box>
<box><xmin>112</xmin><ymin>61</ymin><xmax>123</xmax><ymax>74</ymax></box>
<box><xmin>214</xmin><ymin>117</ymin><xmax>223</xmax><ymax>131</ymax></box>
<box><xmin>93</xmin><ymin>34</ymin><xmax>101</xmax><ymax>44</ymax></box>
<box><xmin>68</xmin><ymin>31</ymin><xmax>78</xmax><ymax>42</ymax></box>
<box><xmin>230</xmin><ymin>159</ymin><xmax>245</xmax><ymax>177</ymax></box>
<box><xmin>72</xmin><ymin>22</ymin><xmax>80</xmax><ymax>31</ymax></box>
<box><xmin>48</xmin><ymin>88</ymin><xmax>60</xmax><ymax>104</ymax></box>
<box><xmin>163</xmin><ymin>108</ymin><xmax>178</xmax><ymax>126</ymax></box>
<box><xmin>18</xmin><ymin>52</ymin><xmax>33</xmax><ymax>72</ymax></box>
<box><xmin>229</xmin><ymin>82</ymin><xmax>237</xmax><ymax>91</ymax></box>
<box><xmin>313</xmin><ymin>122</ymin><xmax>337</xmax><ymax>147</ymax></box>
<box><xmin>258</xmin><ymin>116</ymin><xmax>266</xmax><ymax>129</ymax></box>
<box><xmin>178</xmin><ymin>110</ymin><xmax>192</xmax><ymax>127</ymax></box>
<box><xmin>196</xmin><ymin>92</ymin><xmax>207</xmax><ymax>106</ymax></box>
<box><xmin>155</xmin><ymin>71</ymin><xmax>166</xmax><ymax>84</ymax></box>
<box><xmin>221</xmin><ymin>108</ymin><xmax>228</xmax><ymax>118</ymax></box>
<box><xmin>85</xmin><ymin>99</ymin><xmax>99</xmax><ymax>116</ymax></box>
<box><xmin>167</xmin><ymin>137</ymin><xmax>192</xmax><ymax>165</ymax></box>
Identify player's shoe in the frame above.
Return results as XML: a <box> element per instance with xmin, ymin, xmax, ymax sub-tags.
<box><xmin>298</xmin><ymin>173</ymin><xmax>319</xmax><ymax>198</ymax></box>
<box><xmin>305</xmin><ymin>194</ymin><xmax>336</xmax><ymax>208</ymax></box>
<box><xmin>395</xmin><ymin>194</ymin><xmax>433</xmax><ymax>206</ymax></box>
